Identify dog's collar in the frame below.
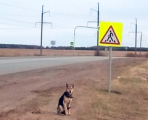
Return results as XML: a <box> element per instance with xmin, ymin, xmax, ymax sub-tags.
<box><xmin>64</xmin><ymin>92</ymin><xmax>73</xmax><ymax>98</ymax></box>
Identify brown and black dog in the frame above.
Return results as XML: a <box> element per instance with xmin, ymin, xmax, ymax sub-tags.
<box><xmin>57</xmin><ymin>83</ymin><xmax>74</xmax><ymax>115</ymax></box>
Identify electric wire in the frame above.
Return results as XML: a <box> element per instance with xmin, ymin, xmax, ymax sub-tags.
<box><xmin>0</xmin><ymin>17</ymin><xmax>35</xmax><ymax>24</ymax></box>
<box><xmin>0</xmin><ymin>22</ymin><xmax>36</xmax><ymax>28</ymax></box>
<box><xmin>0</xmin><ymin>14</ymin><xmax>40</xmax><ymax>18</ymax></box>
<box><xmin>0</xmin><ymin>2</ymin><xmax>40</xmax><ymax>12</ymax></box>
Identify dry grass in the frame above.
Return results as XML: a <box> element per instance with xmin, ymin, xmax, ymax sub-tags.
<box><xmin>15</xmin><ymin>93</ymin><xmax>52</xmax><ymax>113</ymax></box>
<box><xmin>109</xmin><ymin>51</ymin><xmax>148</xmax><ymax>57</ymax></box>
<box><xmin>126</xmin><ymin>53</ymin><xmax>137</xmax><ymax>57</ymax></box>
<box><xmin>0</xmin><ymin>48</ymin><xmax>148</xmax><ymax>57</ymax></box>
<box><xmin>80</xmin><ymin>59</ymin><xmax>148</xmax><ymax>120</ymax></box>
<box><xmin>91</xmin><ymin>78</ymin><xmax>148</xmax><ymax>120</ymax></box>
<box><xmin>0</xmin><ymin>49</ymin><xmax>95</xmax><ymax>57</ymax></box>
<box><xmin>125</xmin><ymin>52</ymin><xmax>148</xmax><ymax>57</ymax></box>
<box><xmin>145</xmin><ymin>53</ymin><xmax>148</xmax><ymax>58</ymax></box>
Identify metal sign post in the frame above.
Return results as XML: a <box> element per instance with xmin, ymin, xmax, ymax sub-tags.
<box><xmin>70</xmin><ymin>41</ymin><xmax>75</xmax><ymax>55</ymax></box>
<box><xmin>108</xmin><ymin>47</ymin><xmax>112</xmax><ymax>92</ymax></box>
<box><xmin>98</xmin><ymin>21</ymin><xmax>123</xmax><ymax>93</ymax></box>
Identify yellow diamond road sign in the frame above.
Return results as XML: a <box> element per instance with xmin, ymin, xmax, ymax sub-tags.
<box><xmin>99</xmin><ymin>22</ymin><xmax>123</xmax><ymax>47</ymax></box>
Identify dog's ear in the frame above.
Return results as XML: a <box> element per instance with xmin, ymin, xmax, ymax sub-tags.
<box><xmin>72</xmin><ymin>84</ymin><xmax>74</xmax><ymax>88</ymax></box>
<box><xmin>66</xmin><ymin>83</ymin><xmax>68</xmax><ymax>88</ymax></box>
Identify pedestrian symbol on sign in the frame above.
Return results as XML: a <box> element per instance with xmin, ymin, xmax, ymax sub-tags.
<box><xmin>106</xmin><ymin>30</ymin><xmax>114</xmax><ymax>42</ymax></box>
<box><xmin>100</xmin><ymin>26</ymin><xmax>120</xmax><ymax>45</ymax></box>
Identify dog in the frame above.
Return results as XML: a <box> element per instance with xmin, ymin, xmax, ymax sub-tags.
<box><xmin>57</xmin><ymin>83</ymin><xmax>74</xmax><ymax>115</ymax></box>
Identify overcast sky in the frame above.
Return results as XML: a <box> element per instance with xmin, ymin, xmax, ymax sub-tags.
<box><xmin>0</xmin><ymin>0</ymin><xmax>147</xmax><ymax>47</ymax></box>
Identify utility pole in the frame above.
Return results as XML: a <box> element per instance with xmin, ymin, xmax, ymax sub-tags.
<box><xmin>140</xmin><ymin>32</ymin><xmax>142</xmax><ymax>56</ymax></box>
<box><xmin>135</xmin><ymin>18</ymin><xmax>137</xmax><ymax>55</ymax></box>
<box><xmin>129</xmin><ymin>31</ymin><xmax>142</xmax><ymax>55</ymax></box>
<box><xmin>35</xmin><ymin>5</ymin><xmax>51</xmax><ymax>56</ymax></box>
<box><xmin>90</xmin><ymin>3</ymin><xmax>100</xmax><ymax>55</ymax></box>
<box><xmin>40</xmin><ymin>5</ymin><xmax>43</xmax><ymax>56</ymax></box>
<box><xmin>97</xmin><ymin>3</ymin><xmax>100</xmax><ymax>55</ymax></box>
<box><xmin>130</xmin><ymin>18</ymin><xmax>137</xmax><ymax>55</ymax></box>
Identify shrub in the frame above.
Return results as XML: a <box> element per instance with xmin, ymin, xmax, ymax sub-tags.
<box><xmin>145</xmin><ymin>53</ymin><xmax>148</xmax><ymax>58</ymax></box>
<box><xmin>125</xmin><ymin>53</ymin><xmax>136</xmax><ymax>57</ymax></box>
<box><xmin>126</xmin><ymin>53</ymin><xmax>144</xmax><ymax>57</ymax></box>
<box><xmin>94</xmin><ymin>50</ymin><xmax>105</xmax><ymax>56</ymax></box>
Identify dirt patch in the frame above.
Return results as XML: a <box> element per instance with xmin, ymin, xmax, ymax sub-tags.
<box><xmin>31</xmin><ymin>86</ymin><xmax>65</xmax><ymax>94</ymax></box>
<box><xmin>0</xmin><ymin>58</ymin><xmax>147</xmax><ymax>120</ymax></box>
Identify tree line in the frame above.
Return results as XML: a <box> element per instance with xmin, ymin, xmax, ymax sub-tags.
<box><xmin>0</xmin><ymin>44</ymin><xmax>40</xmax><ymax>49</ymax></box>
<box><xmin>0</xmin><ymin>44</ymin><xmax>148</xmax><ymax>51</ymax></box>
<box><xmin>51</xmin><ymin>46</ymin><xmax>148</xmax><ymax>51</ymax></box>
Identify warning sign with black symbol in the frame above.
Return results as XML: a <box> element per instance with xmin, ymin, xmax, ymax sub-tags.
<box><xmin>100</xmin><ymin>26</ymin><xmax>120</xmax><ymax>44</ymax></box>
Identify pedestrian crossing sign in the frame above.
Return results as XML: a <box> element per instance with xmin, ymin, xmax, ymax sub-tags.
<box><xmin>99</xmin><ymin>21</ymin><xmax>123</xmax><ymax>47</ymax></box>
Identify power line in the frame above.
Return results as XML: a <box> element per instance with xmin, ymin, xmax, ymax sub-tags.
<box><xmin>0</xmin><ymin>2</ymin><xmax>97</xmax><ymax>19</ymax></box>
<box><xmin>51</xmin><ymin>12</ymin><xmax>92</xmax><ymax>17</ymax></box>
<box><xmin>0</xmin><ymin>22</ymin><xmax>36</xmax><ymax>28</ymax></box>
<box><xmin>0</xmin><ymin>2</ymin><xmax>40</xmax><ymax>12</ymax></box>
<box><xmin>51</xmin><ymin>16</ymin><xmax>95</xmax><ymax>27</ymax></box>
<box><xmin>0</xmin><ymin>17</ymin><xmax>35</xmax><ymax>24</ymax></box>
<box><xmin>0</xmin><ymin>28</ymin><xmax>39</xmax><ymax>30</ymax></box>
<box><xmin>45</xmin><ymin>28</ymin><xmax>96</xmax><ymax>37</ymax></box>
<box><xmin>50</xmin><ymin>14</ymin><xmax>96</xmax><ymax>27</ymax></box>
<box><xmin>0</xmin><ymin>14</ymin><xmax>40</xmax><ymax>18</ymax></box>
<box><xmin>50</xmin><ymin>17</ymin><xmax>75</xmax><ymax>26</ymax></box>
<box><xmin>51</xmin><ymin>26</ymin><xmax>75</xmax><ymax>29</ymax></box>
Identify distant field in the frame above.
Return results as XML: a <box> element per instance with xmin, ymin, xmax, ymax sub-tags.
<box><xmin>0</xmin><ymin>48</ymin><xmax>147</xmax><ymax>57</ymax></box>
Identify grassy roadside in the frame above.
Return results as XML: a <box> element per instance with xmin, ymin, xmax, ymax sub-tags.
<box><xmin>78</xmin><ymin>59</ymin><xmax>148</xmax><ymax>120</ymax></box>
<box><xmin>0</xmin><ymin>58</ymin><xmax>148</xmax><ymax>120</ymax></box>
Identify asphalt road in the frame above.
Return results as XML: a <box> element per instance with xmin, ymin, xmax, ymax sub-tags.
<box><xmin>0</xmin><ymin>56</ymin><xmax>113</xmax><ymax>75</ymax></box>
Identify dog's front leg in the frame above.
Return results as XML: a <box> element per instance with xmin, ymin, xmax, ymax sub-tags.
<box><xmin>63</xmin><ymin>102</ymin><xmax>68</xmax><ymax>115</ymax></box>
<box><xmin>68</xmin><ymin>99</ymin><xmax>72</xmax><ymax>115</ymax></box>
<box><xmin>68</xmin><ymin>108</ymin><xmax>71</xmax><ymax>115</ymax></box>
